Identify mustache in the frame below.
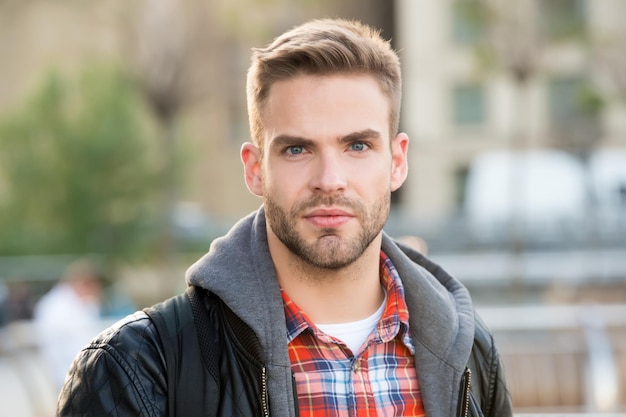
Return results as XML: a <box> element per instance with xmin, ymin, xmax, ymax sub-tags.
<box><xmin>292</xmin><ymin>194</ymin><xmax>363</xmax><ymax>214</ymax></box>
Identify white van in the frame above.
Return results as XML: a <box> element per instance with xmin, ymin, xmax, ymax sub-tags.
<box><xmin>463</xmin><ymin>148</ymin><xmax>626</xmax><ymax>243</ymax></box>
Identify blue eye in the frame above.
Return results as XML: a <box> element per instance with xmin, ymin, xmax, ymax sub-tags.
<box><xmin>350</xmin><ymin>142</ymin><xmax>369</xmax><ymax>152</ymax></box>
<box><xmin>286</xmin><ymin>146</ymin><xmax>304</xmax><ymax>155</ymax></box>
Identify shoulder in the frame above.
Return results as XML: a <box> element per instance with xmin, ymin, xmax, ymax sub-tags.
<box><xmin>468</xmin><ymin>312</ymin><xmax>513</xmax><ymax>416</ymax></box>
<box><xmin>91</xmin><ymin>311</ymin><xmax>163</xmax><ymax>356</ymax></box>
<box><xmin>57</xmin><ymin>311</ymin><xmax>168</xmax><ymax>416</ymax></box>
<box><xmin>469</xmin><ymin>313</ymin><xmax>500</xmax><ymax>381</ymax></box>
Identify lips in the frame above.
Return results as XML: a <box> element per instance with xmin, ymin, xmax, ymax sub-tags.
<box><xmin>304</xmin><ymin>208</ymin><xmax>354</xmax><ymax>228</ymax></box>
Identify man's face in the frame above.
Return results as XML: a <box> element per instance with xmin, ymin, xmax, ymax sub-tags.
<box><xmin>242</xmin><ymin>74</ymin><xmax>408</xmax><ymax>270</ymax></box>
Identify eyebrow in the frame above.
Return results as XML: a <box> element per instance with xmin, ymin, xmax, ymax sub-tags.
<box><xmin>339</xmin><ymin>129</ymin><xmax>382</xmax><ymax>144</ymax></box>
<box><xmin>269</xmin><ymin>134</ymin><xmax>315</xmax><ymax>150</ymax></box>
<box><xmin>269</xmin><ymin>129</ymin><xmax>382</xmax><ymax>149</ymax></box>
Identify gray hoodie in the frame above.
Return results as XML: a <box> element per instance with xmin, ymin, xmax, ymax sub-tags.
<box><xmin>186</xmin><ymin>208</ymin><xmax>477</xmax><ymax>417</ymax></box>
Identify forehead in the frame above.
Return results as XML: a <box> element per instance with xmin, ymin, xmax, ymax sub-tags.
<box><xmin>262</xmin><ymin>74</ymin><xmax>391</xmax><ymax>143</ymax></box>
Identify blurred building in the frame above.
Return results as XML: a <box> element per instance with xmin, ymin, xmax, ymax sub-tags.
<box><xmin>394</xmin><ymin>0</ymin><xmax>626</xmax><ymax>243</ymax></box>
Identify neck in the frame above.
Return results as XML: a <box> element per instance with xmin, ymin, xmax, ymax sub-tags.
<box><xmin>269</xmin><ymin>233</ymin><xmax>385</xmax><ymax>324</ymax></box>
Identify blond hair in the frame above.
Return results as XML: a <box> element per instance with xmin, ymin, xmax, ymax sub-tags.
<box><xmin>246</xmin><ymin>18</ymin><xmax>402</xmax><ymax>147</ymax></box>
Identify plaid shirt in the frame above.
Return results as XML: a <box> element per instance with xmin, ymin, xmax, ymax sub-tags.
<box><xmin>282</xmin><ymin>251</ymin><xmax>426</xmax><ymax>417</ymax></box>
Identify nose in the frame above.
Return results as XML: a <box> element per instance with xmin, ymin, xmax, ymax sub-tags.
<box><xmin>309</xmin><ymin>151</ymin><xmax>347</xmax><ymax>193</ymax></box>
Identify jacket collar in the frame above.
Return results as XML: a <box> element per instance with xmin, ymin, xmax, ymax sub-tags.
<box><xmin>382</xmin><ymin>235</ymin><xmax>475</xmax><ymax>417</ymax></box>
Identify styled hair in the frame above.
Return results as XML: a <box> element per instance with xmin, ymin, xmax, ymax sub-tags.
<box><xmin>246</xmin><ymin>18</ymin><xmax>402</xmax><ymax>147</ymax></box>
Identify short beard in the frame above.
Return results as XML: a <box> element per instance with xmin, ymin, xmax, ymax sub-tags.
<box><xmin>264</xmin><ymin>193</ymin><xmax>390</xmax><ymax>270</ymax></box>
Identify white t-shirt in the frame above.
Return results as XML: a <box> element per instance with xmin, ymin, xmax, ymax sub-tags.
<box><xmin>316</xmin><ymin>292</ymin><xmax>387</xmax><ymax>354</ymax></box>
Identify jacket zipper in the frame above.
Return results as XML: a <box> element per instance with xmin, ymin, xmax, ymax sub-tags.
<box><xmin>459</xmin><ymin>367</ymin><xmax>472</xmax><ymax>417</ymax></box>
<box><xmin>262</xmin><ymin>366</ymin><xmax>270</xmax><ymax>417</ymax></box>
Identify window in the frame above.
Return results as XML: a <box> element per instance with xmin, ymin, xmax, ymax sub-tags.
<box><xmin>452</xmin><ymin>0</ymin><xmax>489</xmax><ymax>45</ymax></box>
<box><xmin>539</xmin><ymin>0</ymin><xmax>586</xmax><ymax>40</ymax></box>
<box><xmin>453</xmin><ymin>83</ymin><xmax>486</xmax><ymax>126</ymax></box>
<box><xmin>548</xmin><ymin>75</ymin><xmax>603</xmax><ymax>154</ymax></box>
<box><xmin>548</xmin><ymin>76</ymin><xmax>598</xmax><ymax>123</ymax></box>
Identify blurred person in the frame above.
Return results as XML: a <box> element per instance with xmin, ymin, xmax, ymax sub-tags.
<box><xmin>57</xmin><ymin>19</ymin><xmax>512</xmax><ymax>416</ymax></box>
<box><xmin>33</xmin><ymin>259</ymin><xmax>103</xmax><ymax>390</ymax></box>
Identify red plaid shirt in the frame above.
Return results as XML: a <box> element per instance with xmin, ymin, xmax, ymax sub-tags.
<box><xmin>282</xmin><ymin>251</ymin><xmax>425</xmax><ymax>417</ymax></box>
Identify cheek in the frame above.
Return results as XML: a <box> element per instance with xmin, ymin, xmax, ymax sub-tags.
<box><xmin>264</xmin><ymin>162</ymin><xmax>307</xmax><ymax>190</ymax></box>
<box><xmin>356</xmin><ymin>161</ymin><xmax>392</xmax><ymax>187</ymax></box>
<box><xmin>262</xmin><ymin>170</ymin><xmax>295</xmax><ymax>202</ymax></box>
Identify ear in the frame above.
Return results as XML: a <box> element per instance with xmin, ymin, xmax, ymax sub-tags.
<box><xmin>241</xmin><ymin>142</ymin><xmax>263</xmax><ymax>197</ymax></box>
<box><xmin>390</xmin><ymin>132</ymin><xmax>409</xmax><ymax>192</ymax></box>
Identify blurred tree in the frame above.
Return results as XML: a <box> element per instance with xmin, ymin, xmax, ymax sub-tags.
<box><xmin>123</xmin><ymin>0</ymin><xmax>216</xmax><ymax>279</ymax></box>
<box><xmin>0</xmin><ymin>66</ymin><xmax>159</xmax><ymax>263</ymax></box>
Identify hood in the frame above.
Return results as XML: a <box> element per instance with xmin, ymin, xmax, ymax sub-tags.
<box><xmin>186</xmin><ymin>208</ymin><xmax>286</xmax><ymax>361</ymax></box>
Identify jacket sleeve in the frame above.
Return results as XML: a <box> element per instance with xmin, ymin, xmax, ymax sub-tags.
<box><xmin>56</xmin><ymin>312</ymin><xmax>168</xmax><ymax>417</ymax></box>
<box><xmin>469</xmin><ymin>313</ymin><xmax>513</xmax><ymax>417</ymax></box>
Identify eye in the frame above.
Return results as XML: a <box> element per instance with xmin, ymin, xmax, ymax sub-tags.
<box><xmin>285</xmin><ymin>145</ymin><xmax>305</xmax><ymax>155</ymax></box>
<box><xmin>350</xmin><ymin>142</ymin><xmax>369</xmax><ymax>152</ymax></box>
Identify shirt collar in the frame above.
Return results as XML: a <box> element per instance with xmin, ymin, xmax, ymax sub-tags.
<box><xmin>377</xmin><ymin>250</ymin><xmax>413</xmax><ymax>351</ymax></box>
<box><xmin>282</xmin><ymin>251</ymin><xmax>413</xmax><ymax>352</ymax></box>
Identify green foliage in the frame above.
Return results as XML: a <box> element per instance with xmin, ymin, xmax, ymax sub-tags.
<box><xmin>577</xmin><ymin>85</ymin><xmax>605</xmax><ymax>116</ymax></box>
<box><xmin>0</xmin><ymin>67</ymin><xmax>160</xmax><ymax>260</ymax></box>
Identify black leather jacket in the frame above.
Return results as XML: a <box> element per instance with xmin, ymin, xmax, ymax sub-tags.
<box><xmin>57</xmin><ymin>287</ymin><xmax>511</xmax><ymax>417</ymax></box>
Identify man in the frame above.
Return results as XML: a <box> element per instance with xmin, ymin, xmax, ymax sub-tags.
<box><xmin>33</xmin><ymin>259</ymin><xmax>103</xmax><ymax>391</ymax></box>
<box><xmin>57</xmin><ymin>18</ymin><xmax>512</xmax><ymax>416</ymax></box>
